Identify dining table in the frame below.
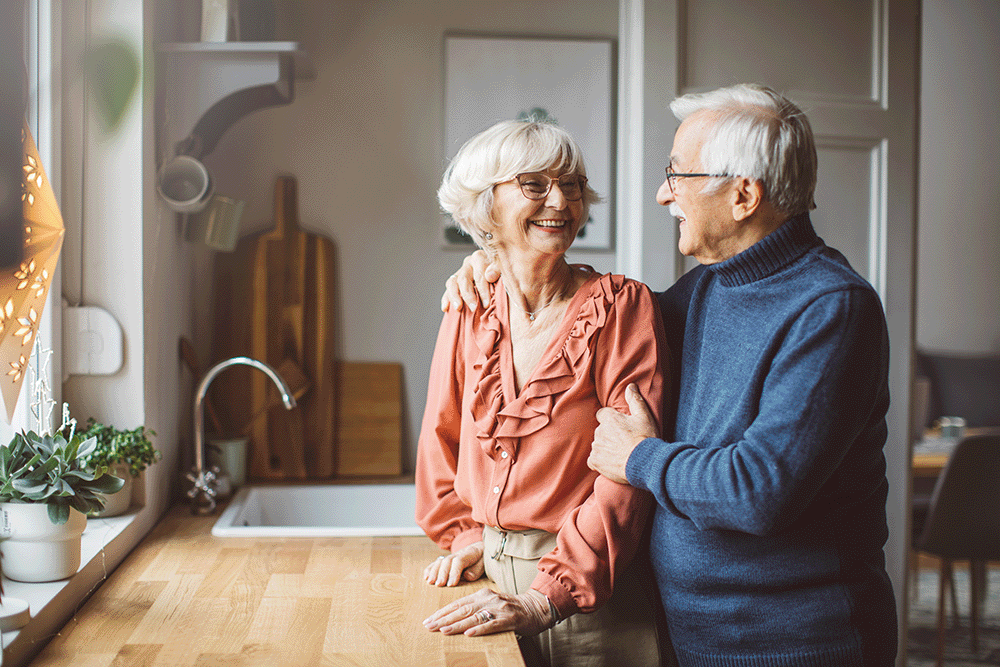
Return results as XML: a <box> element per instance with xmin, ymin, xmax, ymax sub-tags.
<box><xmin>912</xmin><ymin>427</ymin><xmax>1000</xmax><ymax>477</ymax></box>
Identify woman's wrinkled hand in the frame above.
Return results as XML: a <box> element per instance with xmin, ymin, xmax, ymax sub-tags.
<box><xmin>423</xmin><ymin>541</ymin><xmax>485</xmax><ymax>587</ymax></box>
<box><xmin>441</xmin><ymin>250</ymin><xmax>500</xmax><ymax>312</ymax></box>
<box><xmin>423</xmin><ymin>587</ymin><xmax>555</xmax><ymax>637</ymax></box>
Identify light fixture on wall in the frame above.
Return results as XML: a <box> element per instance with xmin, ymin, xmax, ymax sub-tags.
<box><xmin>0</xmin><ymin>120</ymin><xmax>65</xmax><ymax>423</ymax></box>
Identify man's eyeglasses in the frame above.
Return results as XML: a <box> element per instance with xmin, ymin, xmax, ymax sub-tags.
<box><xmin>507</xmin><ymin>172</ymin><xmax>588</xmax><ymax>201</ymax></box>
<box><xmin>664</xmin><ymin>165</ymin><xmax>731</xmax><ymax>196</ymax></box>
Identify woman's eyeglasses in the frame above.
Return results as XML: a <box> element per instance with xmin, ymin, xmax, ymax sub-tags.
<box><xmin>508</xmin><ymin>172</ymin><xmax>588</xmax><ymax>201</ymax></box>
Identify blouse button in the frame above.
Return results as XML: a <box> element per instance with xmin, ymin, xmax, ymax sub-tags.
<box><xmin>493</xmin><ymin>486</ymin><xmax>500</xmax><ymax>494</ymax></box>
<box><xmin>501</xmin><ymin>451</ymin><xmax>508</xmax><ymax>459</ymax></box>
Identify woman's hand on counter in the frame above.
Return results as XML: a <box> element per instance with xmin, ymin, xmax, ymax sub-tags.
<box><xmin>423</xmin><ymin>587</ymin><xmax>555</xmax><ymax>637</ymax></box>
<box><xmin>423</xmin><ymin>541</ymin><xmax>485</xmax><ymax>587</ymax></box>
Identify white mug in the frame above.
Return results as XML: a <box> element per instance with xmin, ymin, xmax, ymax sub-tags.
<box><xmin>157</xmin><ymin>155</ymin><xmax>213</xmax><ymax>213</ymax></box>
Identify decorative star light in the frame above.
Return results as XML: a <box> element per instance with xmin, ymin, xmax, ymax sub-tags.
<box><xmin>27</xmin><ymin>345</ymin><xmax>57</xmax><ymax>433</ymax></box>
<box><xmin>0</xmin><ymin>121</ymin><xmax>65</xmax><ymax>423</ymax></box>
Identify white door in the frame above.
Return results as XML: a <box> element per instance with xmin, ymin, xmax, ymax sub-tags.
<box><xmin>617</xmin><ymin>0</ymin><xmax>919</xmax><ymax>660</ymax></box>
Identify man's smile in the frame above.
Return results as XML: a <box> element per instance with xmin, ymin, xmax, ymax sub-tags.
<box><xmin>669</xmin><ymin>202</ymin><xmax>687</xmax><ymax>224</ymax></box>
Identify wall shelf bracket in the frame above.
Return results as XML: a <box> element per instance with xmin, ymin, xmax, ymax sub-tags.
<box><xmin>158</xmin><ymin>42</ymin><xmax>312</xmax><ymax>160</ymax></box>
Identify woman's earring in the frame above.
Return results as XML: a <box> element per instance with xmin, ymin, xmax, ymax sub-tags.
<box><xmin>485</xmin><ymin>232</ymin><xmax>493</xmax><ymax>241</ymax></box>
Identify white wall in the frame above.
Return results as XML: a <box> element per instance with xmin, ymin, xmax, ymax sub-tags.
<box><xmin>917</xmin><ymin>0</ymin><xmax>1000</xmax><ymax>354</ymax></box>
<box><xmin>198</xmin><ymin>0</ymin><xmax>619</xmax><ymax>472</ymax></box>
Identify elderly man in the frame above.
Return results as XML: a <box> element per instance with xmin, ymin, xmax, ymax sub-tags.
<box><xmin>444</xmin><ymin>84</ymin><xmax>897</xmax><ymax>666</ymax></box>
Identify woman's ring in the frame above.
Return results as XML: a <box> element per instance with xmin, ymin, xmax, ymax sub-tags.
<box><xmin>477</xmin><ymin>610</ymin><xmax>493</xmax><ymax>623</ymax></box>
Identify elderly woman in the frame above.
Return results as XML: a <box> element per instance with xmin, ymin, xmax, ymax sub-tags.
<box><xmin>416</xmin><ymin>119</ymin><xmax>670</xmax><ymax>667</ymax></box>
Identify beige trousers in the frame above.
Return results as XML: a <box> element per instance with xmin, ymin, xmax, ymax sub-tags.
<box><xmin>482</xmin><ymin>525</ymin><xmax>673</xmax><ymax>667</ymax></box>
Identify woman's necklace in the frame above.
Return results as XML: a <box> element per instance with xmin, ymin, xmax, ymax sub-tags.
<box><xmin>504</xmin><ymin>278</ymin><xmax>569</xmax><ymax>322</ymax></box>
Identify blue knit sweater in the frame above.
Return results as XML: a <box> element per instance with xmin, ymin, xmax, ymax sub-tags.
<box><xmin>627</xmin><ymin>214</ymin><xmax>897</xmax><ymax>667</ymax></box>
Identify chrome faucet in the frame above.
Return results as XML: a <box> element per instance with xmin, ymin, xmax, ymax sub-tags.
<box><xmin>187</xmin><ymin>356</ymin><xmax>296</xmax><ymax>515</ymax></box>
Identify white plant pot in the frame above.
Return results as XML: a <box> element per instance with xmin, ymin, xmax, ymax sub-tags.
<box><xmin>0</xmin><ymin>503</ymin><xmax>87</xmax><ymax>582</ymax></box>
<box><xmin>91</xmin><ymin>462</ymin><xmax>134</xmax><ymax>518</ymax></box>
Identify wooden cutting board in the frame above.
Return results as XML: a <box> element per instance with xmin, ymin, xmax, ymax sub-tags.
<box><xmin>211</xmin><ymin>176</ymin><xmax>337</xmax><ymax>479</ymax></box>
<box><xmin>336</xmin><ymin>361</ymin><xmax>403</xmax><ymax>476</ymax></box>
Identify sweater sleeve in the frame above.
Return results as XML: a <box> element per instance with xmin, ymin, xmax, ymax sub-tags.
<box><xmin>626</xmin><ymin>286</ymin><xmax>888</xmax><ymax>535</ymax></box>
<box><xmin>414</xmin><ymin>309</ymin><xmax>483</xmax><ymax>552</ymax></box>
<box><xmin>533</xmin><ymin>280</ymin><xmax>669</xmax><ymax>615</ymax></box>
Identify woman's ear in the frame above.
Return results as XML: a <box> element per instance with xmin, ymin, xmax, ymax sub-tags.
<box><xmin>732</xmin><ymin>178</ymin><xmax>764</xmax><ymax>222</ymax></box>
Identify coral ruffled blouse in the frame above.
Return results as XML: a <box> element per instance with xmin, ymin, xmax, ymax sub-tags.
<box><xmin>415</xmin><ymin>267</ymin><xmax>669</xmax><ymax>617</ymax></box>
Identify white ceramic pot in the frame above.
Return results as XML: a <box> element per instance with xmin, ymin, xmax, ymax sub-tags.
<box><xmin>91</xmin><ymin>462</ymin><xmax>133</xmax><ymax>518</ymax></box>
<box><xmin>0</xmin><ymin>503</ymin><xmax>87</xmax><ymax>582</ymax></box>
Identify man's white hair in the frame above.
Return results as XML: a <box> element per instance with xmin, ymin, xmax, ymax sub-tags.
<box><xmin>670</xmin><ymin>83</ymin><xmax>817</xmax><ymax>216</ymax></box>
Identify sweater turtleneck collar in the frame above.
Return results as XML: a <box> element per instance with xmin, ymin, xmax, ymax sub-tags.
<box><xmin>707</xmin><ymin>213</ymin><xmax>820</xmax><ymax>287</ymax></box>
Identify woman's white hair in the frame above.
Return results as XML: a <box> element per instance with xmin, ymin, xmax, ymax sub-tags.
<box><xmin>670</xmin><ymin>83</ymin><xmax>817</xmax><ymax>216</ymax></box>
<box><xmin>437</xmin><ymin>119</ymin><xmax>600</xmax><ymax>251</ymax></box>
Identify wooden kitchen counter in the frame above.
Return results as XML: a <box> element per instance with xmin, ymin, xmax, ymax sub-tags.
<box><xmin>27</xmin><ymin>506</ymin><xmax>525</xmax><ymax>667</ymax></box>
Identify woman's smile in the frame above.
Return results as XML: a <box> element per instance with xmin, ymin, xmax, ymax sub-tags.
<box><xmin>531</xmin><ymin>218</ymin><xmax>570</xmax><ymax>229</ymax></box>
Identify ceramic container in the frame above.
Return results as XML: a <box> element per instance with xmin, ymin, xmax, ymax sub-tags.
<box><xmin>209</xmin><ymin>437</ymin><xmax>249</xmax><ymax>488</ymax></box>
<box><xmin>91</xmin><ymin>462</ymin><xmax>133</xmax><ymax>518</ymax></box>
<box><xmin>0</xmin><ymin>503</ymin><xmax>87</xmax><ymax>582</ymax></box>
<box><xmin>201</xmin><ymin>0</ymin><xmax>232</xmax><ymax>41</ymax></box>
<box><xmin>185</xmin><ymin>194</ymin><xmax>245</xmax><ymax>251</ymax></box>
<box><xmin>157</xmin><ymin>155</ymin><xmax>213</xmax><ymax>213</ymax></box>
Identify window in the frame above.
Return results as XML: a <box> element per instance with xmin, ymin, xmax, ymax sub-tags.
<box><xmin>1</xmin><ymin>0</ymin><xmax>61</xmax><ymax>445</ymax></box>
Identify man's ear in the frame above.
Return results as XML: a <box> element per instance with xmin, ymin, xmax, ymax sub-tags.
<box><xmin>732</xmin><ymin>178</ymin><xmax>764</xmax><ymax>222</ymax></box>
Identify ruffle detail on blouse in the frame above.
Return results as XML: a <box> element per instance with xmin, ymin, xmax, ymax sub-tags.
<box><xmin>470</xmin><ymin>292</ymin><xmax>505</xmax><ymax>452</ymax></box>
<box><xmin>469</xmin><ymin>272</ymin><xmax>626</xmax><ymax>457</ymax></box>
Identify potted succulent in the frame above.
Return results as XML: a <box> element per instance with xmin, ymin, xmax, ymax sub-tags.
<box><xmin>0</xmin><ymin>429</ymin><xmax>123</xmax><ymax>582</ymax></box>
<box><xmin>75</xmin><ymin>419</ymin><xmax>160</xmax><ymax>517</ymax></box>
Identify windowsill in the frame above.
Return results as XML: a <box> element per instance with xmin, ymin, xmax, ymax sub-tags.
<box><xmin>1</xmin><ymin>508</ymin><xmax>141</xmax><ymax>664</ymax></box>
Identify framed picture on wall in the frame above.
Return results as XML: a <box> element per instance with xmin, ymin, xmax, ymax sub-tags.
<box><xmin>442</xmin><ymin>34</ymin><xmax>615</xmax><ymax>250</ymax></box>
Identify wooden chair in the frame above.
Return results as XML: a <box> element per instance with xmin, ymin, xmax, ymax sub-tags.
<box><xmin>909</xmin><ymin>376</ymin><xmax>935</xmax><ymax>599</ymax></box>
<box><xmin>914</xmin><ymin>434</ymin><xmax>1000</xmax><ymax>667</ymax></box>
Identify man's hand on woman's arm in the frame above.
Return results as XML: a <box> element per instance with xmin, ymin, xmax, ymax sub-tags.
<box><xmin>589</xmin><ymin>384</ymin><xmax>660</xmax><ymax>485</ymax></box>
<box><xmin>441</xmin><ymin>250</ymin><xmax>500</xmax><ymax>312</ymax></box>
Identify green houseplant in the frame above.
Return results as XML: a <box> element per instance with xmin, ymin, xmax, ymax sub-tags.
<box><xmin>75</xmin><ymin>419</ymin><xmax>160</xmax><ymax>517</ymax></box>
<box><xmin>0</xmin><ymin>429</ymin><xmax>123</xmax><ymax>582</ymax></box>
<box><xmin>77</xmin><ymin>419</ymin><xmax>159</xmax><ymax>478</ymax></box>
<box><xmin>0</xmin><ymin>429</ymin><xmax>123</xmax><ymax>523</ymax></box>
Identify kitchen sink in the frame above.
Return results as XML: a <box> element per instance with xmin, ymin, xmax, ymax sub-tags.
<box><xmin>211</xmin><ymin>483</ymin><xmax>424</xmax><ymax>537</ymax></box>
